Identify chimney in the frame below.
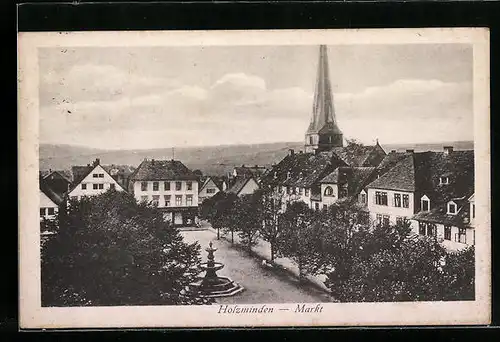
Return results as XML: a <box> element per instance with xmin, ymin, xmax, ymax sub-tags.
<box><xmin>406</xmin><ymin>149</ymin><xmax>414</xmax><ymax>153</ymax></box>
<box><xmin>289</xmin><ymin>149</ymin><xmax>295</xmax><ymax>156</ymax></box>
<box><xmin>391</xmin><ymin>150</ymin><xmax>396</xmax><ymax>153</ymax></box>
<box><xmin>93</xmin><ymin>158</ymin><xmax>100</xmax><ymax>166</ymax></box>
<box><xmin>444</xmin><ymin>146</ymin><xmax>454</xmax><ymax>155</ymax></box>
<box><xmin>299</xmin><ymin>150</ymin><xmax>303</xmax><ymax>154</ymax></box>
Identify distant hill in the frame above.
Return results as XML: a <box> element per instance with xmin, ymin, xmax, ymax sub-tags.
<box><xmin>39</xmin><ymin>140</ymin><xmax>474</xmax><ymax>177</ymax></box>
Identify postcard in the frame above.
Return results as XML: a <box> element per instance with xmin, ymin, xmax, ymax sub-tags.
<box><xmin>18</xmin><ymin>28</ymin><xmax>491</xmax><ymax>328</ymax></box>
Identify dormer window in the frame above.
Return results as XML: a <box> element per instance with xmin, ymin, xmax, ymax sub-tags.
<box><xmin>447</xmin><ymin>201</ymin><xmax>457</xmax><ymax>215</ymax></box>
<box><xmin>287</xmin><ymin>171</ymin><xmax>291</xmax><ymax>179</ymax></box>
<box><xmin>421</xmin><ymin>195</ymin><xmax>430</xmax><ymax>212</ymax></box>
<box><xmin>439</xmin><ymin>176</ymin><xmax>449</xmax><ymax>185</ymax></box>
<box><xmin>324</xmin><ymin>186</ymin><xmax>334</xmax><ymax>197</ymax></box>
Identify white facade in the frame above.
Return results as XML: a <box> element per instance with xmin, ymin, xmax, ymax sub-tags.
<box><xmin>469</xmin><ymin>194</ymin><xmax>475</xmax><ymax>227</ymax></box>
<box><xmin>320</xmin><ymin>183</ymin><xmax>339</xmax><ymax>207</ymax></box>
<box><xmin>367</xmin><ymin>187</ymin><xmax>416</xmax><ymax>229</ymax></box>
<box><xmin>236</xmin><ymin>178</ymin><xmax>260</xmax><ymax>197</ymax></box>
<box><xmin>418</xmin><ymin>222</ymin><xmax>475</xmax><ymax>251</ymax></box>
<box><xmin>198</xmin><ymin>178</ymin><xmax>220</xmax><ymax>203</ymax></box>
<box><xmin>40</xmin><ymin>190</ymin><xmax>58</xmax><ymax>221</ymax></box>
<box><xmin>68</xmin><ymin>164</ymin><xmax>125</xmax><ymax>201</ymax></box>
<box><xmin>133</xmin><ymin>179</ymin><xmax>199</xmax><ymax>208</ymax></box>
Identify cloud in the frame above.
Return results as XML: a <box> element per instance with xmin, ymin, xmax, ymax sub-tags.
<box><xmin>40</xmin><ymin>72</ymin><xmax>473</xmax><ymax>149</ymax></box>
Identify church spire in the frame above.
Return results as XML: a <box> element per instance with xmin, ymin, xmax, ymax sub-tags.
<box><xmin>305</xmin><ymin>45</ymin><xmax>343</xmax><ymax>153</ymax></box>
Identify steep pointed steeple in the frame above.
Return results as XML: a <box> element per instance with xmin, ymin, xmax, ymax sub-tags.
<box><xmin>305</xmin><ymin>45</ymin><xmax>343</xmax><ymax>153</ymax></box>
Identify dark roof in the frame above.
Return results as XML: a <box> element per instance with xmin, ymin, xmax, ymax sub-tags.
<box><xmin>42</xmin><ymin>170</ymin><xmax>72</xmax><ymax>183</ymax></box>
<box><xmin>367</xmin><ymin>154</ymin><xmax>416</xmax><ymax>192</ymax></box>
<box><xmin>234</xmin><ymin>165</ymin><xmax>267</xmax><ymax>179</ymax></box>
<box><xmin>226</xmin><ymin>177</ymin><xmax>254</xmax><ymax>196</ymax></box>
<box><xmin>71</xmin><ymin>165</ymin><xmax>94</xmax><ymax>185</ymax></box>
<box><xmin>412</xmin><ymin>197</ymin><xmax>471</xmax><ymax>227</ymax></box>
<box><xmin>262</xmin><ymin>150</ymin><xmax>347</xmax><ymax>189</ymax></box>
<box><xmin>330</xmin><ymin>144</ymin><xmax>383</xmax><ymax>167</ymax></box>
<box><xmin>376</xmin><ymin>151</ymin><xmax>411</xmax><ymax>175</ymax></box>
<box><xmin>40</xmin><ymin>179</ymin><xmax>64</xmax><ymax>206</ymax></box>
<box><xmin>129</xmin><ymin>159</ymin><xmax>198</xmax><ymax>181</ymax></box>
<box><xmin>368</xmin><ymin>149</ymin><xmax>474</xmax><ymax>211</ymax></box>
<box><xmin>348</xmin><ymin>167</ymin><xmax>377</xmax><ymax>196</ymax></box>
<box><xmin>200</xmin><ymin>176</ymin><xmax>224</xmax><ymax>192</ymax></box>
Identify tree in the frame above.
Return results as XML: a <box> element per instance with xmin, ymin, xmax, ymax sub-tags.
<box><xmin>202</xmin><ymin>192</ymin><xmax>238</xmax><ymax>240</ymax></box>
<box><xmin>234</xmin><ymin>193</ymin><xmax>262</xmax><ymax>255</ymax></box>
<box><xmin>192</xmin><ymin>169</ymin><xmax>203</xmax><ymax>179</ymax></box>
<box><xmin>276</xmin><ymin>201</ymin><xmax>317</xmax><ymax>281</ymax></box>
<box><xmin>41</xmin><ymin>190</ymin><xmax>212</xmax><ymax>306</ymax></box>
<box><xmin>258</xmin><ymin>188</ymin><xmax>284</xmax><ymax>262</ymax></box>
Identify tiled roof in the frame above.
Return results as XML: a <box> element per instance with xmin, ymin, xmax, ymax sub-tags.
<box><xmin>412</xmin><ymin>203</ymin><xmax>470</xmax><ymax>227</ymax></box>
<box><xmin>376</xmin><ymin>151</ymin><xmax>410</xmax><ymax>175</ymax></box>
<box><xmin>319</xmin><ymin>168</ymin><xmax>341</xmax><ymax>184</ymax></box>
<box><xmin>367</xmin><ymin>155</ymin><xmax>416</xmax><ymax>192</ymax></box>
<box><xmin>130</xmin><ymin>159</ymin><xmax>198</xmax><ymax>181</ymax></box>
<box><xmin>226</xmin><ymin>177</ymin><xmax>252</xmax><ymax>196</ymax></box>
<box><xmin>40</xmin><ymin>178</ymin><xmax>64</xmax><ymax>206</ymax></box>
<box><xmin>330</xmin><ymin>144</ymin><xmax>382</xmax><ymax>167</ymax></box>
<box><xmin>71</xmin><ymin>165</ymin><xmax>94</xmax><ymax>185</ymax></box>
<box><xmin>348</xmin><ymin>167</ymin><xmax>377</xmax><ymax>196</ymax></box>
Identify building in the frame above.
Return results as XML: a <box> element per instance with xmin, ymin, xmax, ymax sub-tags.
<box><xmin>40</xmin><ymin>169</ymin><xmax>72</xmax><ymax>197</ymax></box>
<box><xmin>39</xmin><ymin>179</ymin><xmax>64</xmax><ymax>222</ymax></box>
<box><xmin>128</xmin><ymin>158</ymin><xmax>199</xmax><ymax>226</ymax></box>
<box><xmin>226</xmin><ymin>176</ymin><xmax>260</xmax><ymax>197</ymax></box>
<box><xmin>102</xmin><ymin>164</ymin><xmax>136</xmax><ymax>190</ymax></box>
<box><xmin>261</xmin><ymin>45</ymin><xmax>387</xmax><ymax>211</ymax></box>
<box><xmin>232</xmin><ymin>165</ymin><xmax>268</xmax><ymax>182</ymax></box>
<box><xmin>366</xmin><ymin>147</ymin><xmax>475</xmax><ymax>250</ymax></box>
<box><xmin>67</xmin><ymin>158</ymin><xmax>125</xmax><ymax>201</ymax></box>
<box><xmin>198</xmin><ymin>176</ymin><xmax>227</xmax><ymax>203</ymax></box>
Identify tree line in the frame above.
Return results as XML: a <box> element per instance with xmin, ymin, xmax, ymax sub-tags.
<box><xmin>200</xmin><ymin>188</ymin><xmax>475</xmax><ymax>302</ymax></box>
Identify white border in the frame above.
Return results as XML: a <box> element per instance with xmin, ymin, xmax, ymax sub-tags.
<box><xmin>18</xmin><ymin>28</ymin><xmax>491</xmax><ymax>329</ymax></box>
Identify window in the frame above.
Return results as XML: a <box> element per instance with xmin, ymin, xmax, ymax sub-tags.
<box><xmin>152</xmin><ymin>195</ymin><xmax>160</xmax><ymax>207</ymax></box>
<box><xmin>323</xmin><ymin>204</ymin><xmax>327</xmax><ymax>210</ymax></box>
<box><xmin>287</xmin><ymin>187</ymin><xmax>292</xmax><ymax>195</ymax></box>
<box><xmin>383</xmin><ymin>215</ymin><xmax>390</xmax><ymax>227</ymax></box>
<box><xmin>439</xmin><ymin>176</ymin><xmax>449</xmax><ymax>185</ymax></box>
<box><xmin>279</xmin><ymin>186</ymin><xmax>283</xmax><ymax>193</ymax></box>
<box><xmin>176</xmin><ymin>182</ymin><xmax>182</xmax><ymax>191</ymax></box>
<box><xmin>375</xmin><ymin>191</ymin><xmax>388</xmax><ymax>206</ymax></box>
<box><xmin>360</xmin><ymin>193</ymin><xmax>367</xmax><ymax>204</ymax></box>
<box><xmin>295</xmin><ymin>187</ymin><xmax>299</xmax><ymax>195</ymax></box>
<box><xmin>48</xmin><ymin>208</ymin><xmax>55</xmax><ymax>215</ymax></box>
<box><xmin>376</xmin><ymin>214</ymin><xmax>383</xmax><ymax>227</ymax></box>
<box><xmin>421</xmin><ymin>196</ymin><xmax>430</xmax><ymax>212</ymax></box>
<box><xmin>164</xmin><ymin>182</ymin><xmax>171</xmax><ymax>191</ymax></box>
<box><xmin>110</xmin><ymin>183</ymin><xmax>115</xmax><ymax>190</ymax></box>
<box><xmin>141</xmin><ymin>182</ymin><xmax>148</xmax><ymax>191</ymax></box>
<box><xmin>426</xmin><ymin>224</ymin><xmax>436</xmax><ymax>237</ymax></box>
<box><xmin>396</xmin><ymin>216</ymin><xmax>403</xmax><ymax>226</ymax></box>
<box><xmin>444</xmin><ymin>225</ymin><xmax>452</xmax><ymax>240</ymax></box>
<box><xmin>309</xmin><ymin>136</ymin><xmax>313</xmax><ymax>145</ymax></box>
<box><xmin>175</xmin><ymin>195</ymin><xmax>182</xmax><ymax>206</ymax></box>
<box><xmin>299</xmin><ymin>188</ymin><xmax>304</xmax><ymax>195</ymax></box>
<box><xmin>152</xmin><ymin>182</ymin><xmax>159</xmax><ymax>191</ymax></box>
<box><xmin>314</xmin><ymin>203</ymin><xmax>319</xmax><ymax>211</ymax></box>
<box><xmin>324</xmin><ymin>186</ymin><xmax>334</xmax><ymax>197</ymax></box>
<box><xmin>81</xmin><ymin>183</ymin><xmax>87</xmax><ymax>190</ymax></box>
<box><xmin>40</xmin><ymin>208</ymin><xmax>46</xmax><ymax>217</ymax></box>
<box><xmin>164</xmin><ymin>195</ymin><xmax>171</xmax><ymax>206</ymax></box>
<box><xmin>141</xmin><ymin>195</ymin><xmax>148</xmax><ymax>202</ymax></box>
<box><xmin>394</xmin><ymin>193</ymin><xmax>401</xmax><ymax>207</ymax></box>
<box><xmin>402</xmin><ymin>194</ymin><xmax>409</xmax><ymax>208</ymax></box>
<box><xmin>187</xmin><ymin>181</ymin><xmax>192</xmax><ymax>191</ymax></box>
<box><xmin>98</xmin><ymin>184</ymin><xmax>104</xmax><ymax>190</ymax></box>
<box><xmin>447</xmin><ymin>202</ymin><xmax>457</xmax><ymax>215</ymax></box>
<box><xmin>186</xmin><ymin>195</ymin><xmax>193</xmax><ymax>206</ymax></box>
<box><xmin>305</xmin><ymin>188</ymin><xmax>310</xmax><ymax>197</ymax></box>
<box><xmin>71</xmin><ymin>196</ymin><xmax>78</xmax><ymax>201</ymax></box>
<box><xmin>100</xmin><ymin>173</ymin><xmax>104</xmax><ymax>178</ymax></box>
<box><xmin>472</xmin><ymin>204</ymin><xmax>475</xmax><ymax>218</ymax></box>
<box><xmin>93</xmin><ymin>174</ymin><xmax>98</xmax><ymax>178</ymax></box>
<box><xmin>206</xmin><ymin>188</ymin><xmax>216</xmax><ymax>194</ymax></box>
<box><xmin>456</xmin><ymin>228</ymin><xmax>467</xmax><ymax>244</ymax></box>
<box><xmin>419</xmin><ymin>222</ymin><xmax>426</xmax><ymax>235</ymax></box>
<box><xmin>93</xmin><ymin>184</ymin><xmax>98</xmax><ymax>190</ymax></box>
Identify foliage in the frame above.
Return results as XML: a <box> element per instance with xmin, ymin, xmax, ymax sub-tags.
<box><xmin>41</xmin><ymin>189</ymin><xmax>212</xmax><ymax>307</ymax></box>
<box><xmin>258</xmin><ymin>188</ymin><xmax>284</xmax><ymax>261</ymax></box>
<box><xmin>201</xmin><ymin>191</ymin><xmax>238</xmax><ymax>240</ymax></box>
<box><xmin>234</xmin><ymin>193</ymin><xmax>262</xmax><ymax>254</ymax></box>
<box><xmin>276</xmin><ymin>201</ymin><xmax>318</xmax><ymax>280</ymax></box>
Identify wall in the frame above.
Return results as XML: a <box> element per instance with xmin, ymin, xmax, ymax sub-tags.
<box><xmin>68</xmin><ymin>164</ymin><xmax>124</xmax><ymax>200</ymax></box>
<box><xmin>40</xmin><ymin>190</ymin><xmax>58</xmax><ymax>220</ymax></box>
<box><xmin>238</xmin><ymin>178</ymin><xmax>260</xmax><ymax>196</ymax></box>
<box><xmin>199</xmin><ymin>178</ymin><xmax>220</xmax><ymax>202</ymax></box>
<box><xmin>320</xmin><ymin>183</ymin><xmax>339</xmax><ymax>207</ymax></box>
<box><xmin>367</xmin><ymin>188</ymin><xmax>415</xmax><ymax>227</ymax></box>
<box><xmin>133</xmin><ymin>179</ymin><xmax>199</xmax><ymax>208</ymax></box>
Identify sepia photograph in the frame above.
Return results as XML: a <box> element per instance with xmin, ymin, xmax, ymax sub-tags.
<box><xmin>18</xmin><ymin>28</ymin><xmax>491</xmax><ymax>328</ymax></box>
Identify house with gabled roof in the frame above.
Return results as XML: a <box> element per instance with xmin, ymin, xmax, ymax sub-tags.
<box><xmin>67</xmin><ymin>158</ymin><xmax>125</xmax><ymax>201</ymax></box>
<box><xmin>128</xmin><ymin>158</ymin><xmax>199</xmax><ymax>226</ymax></box>
<box><xmin>198</xmin><ymin>176</ymin><xmax>227</xmax><ymax>203</ymax></box>
<box><xmin>366</xmin><ymin>146</ymin><xmax>475</xmax><ymax>250</ymax></box>
<box><xmin>40</xmin><ymin>169</ymin><xmax>72</xmax><ymax>198</ymax></box>
<box><xmin>39</xmin><ymin>178</ymin><xmax>64</xmax><ymax>223</ymax></box>
<box><xmin>226</xmin><ymin>176</ymin><xmax>259</xmax><ymax>197</ymax></box>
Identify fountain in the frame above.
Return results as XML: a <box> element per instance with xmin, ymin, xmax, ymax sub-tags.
<box><xmin>189</xmin><ymin>241</ymin><xmax>244</xmax><ymax>298</ymax></box>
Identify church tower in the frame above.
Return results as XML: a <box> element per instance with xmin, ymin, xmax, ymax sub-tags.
<box><xmin>304</xmin><ymin>45</ymin><xmax>343</xmax><ymax>153</ymax></box>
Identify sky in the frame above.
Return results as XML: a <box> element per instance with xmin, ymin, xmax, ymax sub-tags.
<box><xmin>39</xmin><ymin>44</ymin><xmax>473</xmax><ymax>150</ymax></box>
